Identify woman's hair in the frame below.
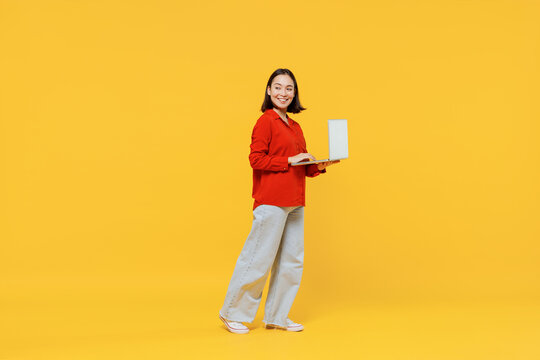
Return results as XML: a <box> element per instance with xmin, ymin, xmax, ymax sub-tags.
<box><xmin>261</xmin><ymin>68</ymin><xmax>306</xmax><ymax>113</ymax></box>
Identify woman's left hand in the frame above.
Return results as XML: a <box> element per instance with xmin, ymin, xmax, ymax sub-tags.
<box><xmin>317</xmin><ymin>160</ymin><xmax>340</xmax><ymax>171</ymax></box>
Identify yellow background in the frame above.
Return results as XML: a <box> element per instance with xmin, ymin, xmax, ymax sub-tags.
<box><xmin>1</xmin><ymin>0</ymin><xmax>539</xmax><ymax>359</ymax></box>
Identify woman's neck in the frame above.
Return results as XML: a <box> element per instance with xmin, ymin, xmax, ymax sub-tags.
<box><xmin>273</xmin><ymin>108</ymin><xmax>288</xmax><ymax>124</ymax></box>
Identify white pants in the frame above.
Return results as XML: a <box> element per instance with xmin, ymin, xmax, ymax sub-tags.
<box><xmin>220</xmin><ymin>205</ymin><xmax>304</xmax><ymax>327</ymax></box>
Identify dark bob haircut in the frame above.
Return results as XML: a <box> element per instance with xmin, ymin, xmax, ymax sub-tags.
<box><xmin>261</xmin><ymin>68</ymin><xmax>306</xmax><ymax>114</ymax></box>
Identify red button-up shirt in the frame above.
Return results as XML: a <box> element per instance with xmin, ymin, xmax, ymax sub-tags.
<box><xmin>249</xmin><ymin>109</ymin><xmax>325</xmax><ymax>210</ymax></box>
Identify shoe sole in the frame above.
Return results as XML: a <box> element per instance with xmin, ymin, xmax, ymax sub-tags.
<box><xmin>219</xmin><ymin>313</ymin><xmax>249</xmax><ymax>334</ymax></box>
<box><xmin>286</xmin><ymin>325</ymin><xmax>304</xmax><ymax>332</ymax></box>
<box><xmin>265</xmin><ymin>323</ymin><xmax>304</xmax><ymax>332</ymax></box>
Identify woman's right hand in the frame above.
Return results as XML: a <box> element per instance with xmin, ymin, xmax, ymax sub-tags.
<box><xmin>288</xmin><ymin>153</ymin><xmax>316</xmax><ymax>164</ymax></box>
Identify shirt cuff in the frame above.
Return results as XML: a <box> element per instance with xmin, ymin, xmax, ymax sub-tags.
<box><xmin>307</xmin><ymin>164</ymin><xmax>326</xmax><ymax>177</ymax></box>
<box><xmin>275</xmin><ymin>156</ymin><xmax>289</xmax><ymax>171</ymax></box>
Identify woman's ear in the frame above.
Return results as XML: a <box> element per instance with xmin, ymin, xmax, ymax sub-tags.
<box><xmin>267</xmin><ymin>86</ymin><xmax>271</xmax><ymax>96</ymax></box>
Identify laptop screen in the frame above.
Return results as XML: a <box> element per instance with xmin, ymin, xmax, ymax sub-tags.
<box><xmin>328</xmin><ymin>119</ymin><xmax>348</xmax><ymax>160</ymax></box>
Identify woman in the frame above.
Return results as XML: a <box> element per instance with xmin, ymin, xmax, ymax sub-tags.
<box><xmin>218</xmin><ymin>68</ymin><xmax>339</xmax><ymax>334</ymax></box>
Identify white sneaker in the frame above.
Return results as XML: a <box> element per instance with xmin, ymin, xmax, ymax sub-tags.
<box><xmin>265</xmin><ymin>318</ymin><xmax>304</xmax><ymax>332</ymax></box>
<box><xmin>285</xmin><ymin>318</ymin><xmax>304</xmax><ymax>332</ymax></box>
<box><xmin>219</xmin><ymin>313</ymin><xmax>249</xmax><ymax>334</ymax></box>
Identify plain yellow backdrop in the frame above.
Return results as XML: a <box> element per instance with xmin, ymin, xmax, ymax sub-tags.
<box><xmin>1</xmin><ymin>0</ymin><xmax>539</xmax><ymax>358</ymax></box>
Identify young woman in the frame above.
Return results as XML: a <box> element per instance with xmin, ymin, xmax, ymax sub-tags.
<box><xmin>218</xmin><ymin>68</ymin><xmax>339</xmax><ymax>334</ymax></box>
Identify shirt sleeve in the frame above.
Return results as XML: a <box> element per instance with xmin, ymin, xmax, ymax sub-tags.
<box><xmin>249</xmin><ymin>117</ymin><xmax>289</xmax><ymax>172</ymax></box>
<box><xmin>306</xmin><ymin>163</ymin><xmax>326</xmax><ymax>177</ymax></box>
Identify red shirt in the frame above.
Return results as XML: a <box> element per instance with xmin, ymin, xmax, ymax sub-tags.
<box><xmin>249</xmin><ymin>109</ymin><xmax>325</xmax><ymax>210</ymax></box>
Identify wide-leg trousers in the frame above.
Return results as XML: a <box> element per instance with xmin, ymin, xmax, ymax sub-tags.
<box><xmin>219</xmin><ymin>204</ymin><xmax>304</xmax><ymax>328</ymax></box>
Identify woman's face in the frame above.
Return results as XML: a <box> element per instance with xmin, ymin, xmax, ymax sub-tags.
<box><xmin>267</xmin><ymin>74</ymin><xmax>295</xmax><ymax>111</ymax></box>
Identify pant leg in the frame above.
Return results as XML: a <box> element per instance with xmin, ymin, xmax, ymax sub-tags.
<box><xmin>220</xmin><ymin>205</ymin><xmax>289</xmax><ymax>323</ymax></box>
<box><xmin>263</xmin><ymin>206</ymin><xmax>304</xmax><ymax>327</ymax></box>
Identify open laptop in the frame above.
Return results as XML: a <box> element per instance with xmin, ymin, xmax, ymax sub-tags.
<box><xmin>291</xmin><ymin>119</ymin><xmax>348</xmax><ymax>166</ymax></box>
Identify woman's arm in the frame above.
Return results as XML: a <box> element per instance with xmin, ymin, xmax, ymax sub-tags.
<box><xmin>306</xmin><ymin>163</ymin><xmax>325</xmax><ymax>177</ymax></box>
<box><xmin>249</xmin><ymin>118</ymin><xmax>289</xmax><ymax>171</ymax></box>
<box><xmin>306</xmin><ymin>160</ymin><xmax>340</xmax><ymax>177</ymax></box>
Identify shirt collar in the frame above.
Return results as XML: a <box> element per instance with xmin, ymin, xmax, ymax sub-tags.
<box><xmin>265</xmin><ymin>108</ymin><xmax>293</xmax><ymax>124</ymax></box>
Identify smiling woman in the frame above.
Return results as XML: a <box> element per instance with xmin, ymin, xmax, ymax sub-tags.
<box><xmin>261</xmin><ymin>68</ymin><xmax>306</xmax><ymax>119</ymax></box>
<box><xmin>218</xmin><ymin>68</ymin><xmax>340</xmax><ymax>334</ymax></box>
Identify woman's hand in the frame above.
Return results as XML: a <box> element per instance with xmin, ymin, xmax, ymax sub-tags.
<box><xmin>288</xmin><ymin>153</ymin><xmax>316</xmax><ymax>164</ymax></box>
<box><xmin>317</xmin><ymin>160</ymin><xmax>340</xmax><ymax>170</ymax></box>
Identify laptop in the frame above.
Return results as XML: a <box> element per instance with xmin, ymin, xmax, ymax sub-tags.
<box><xmin>291</xmin><ymin>119</ymin><xmax>348</xmax><ymax>166</ymax></box>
